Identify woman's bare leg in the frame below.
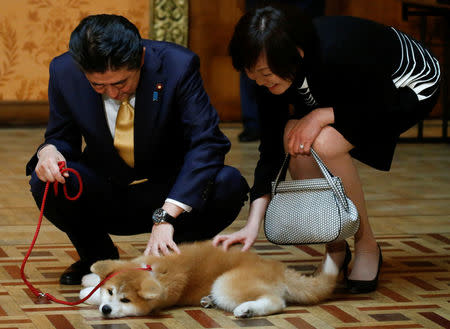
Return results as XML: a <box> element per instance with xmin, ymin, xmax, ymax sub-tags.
<box><xmin>284</xmin><ymin>123</ymin><xmax>380</xmax><ymax>282</ymax></box>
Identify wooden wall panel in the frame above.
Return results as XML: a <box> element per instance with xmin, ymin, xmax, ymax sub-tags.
<box><xmin>188</xmin><ymin>0</ymin><xmax>245</xmax><ymax>122</ymax></box>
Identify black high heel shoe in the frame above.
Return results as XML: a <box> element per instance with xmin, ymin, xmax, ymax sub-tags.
<box><xmin>347</xmin><ymin>244</ymin><xmax>382</xmax><ymax>294</ymax></box>
<box><xmin>341</xmin><ymin>240</ymin><xmax>352</xmax><ymax>279</ymax></box>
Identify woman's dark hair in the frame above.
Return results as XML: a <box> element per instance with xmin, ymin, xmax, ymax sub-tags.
<box><xmin>228</xmin><ymin>5</ymin><xmax>317</xmax><ymax>81</ymax></box>
<box><xmin>69</xmin><ymin>14</ymin><xmax>143</xmax><ymax>73</ymax></box>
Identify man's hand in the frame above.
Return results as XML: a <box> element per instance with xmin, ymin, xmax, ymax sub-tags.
<box><xmin>144</xmin><ymin>223</ymin><xmax>180</xmax><ymax>256</ymax></box>
<box><xmin>35</xmin><ymin>144</ymin><xmax>68</xmax><ymax>183</ymax></box>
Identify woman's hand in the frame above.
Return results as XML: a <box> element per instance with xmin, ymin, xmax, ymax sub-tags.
<box><xmin>286</xmin><ymin>107</ymin><xmax>334</xmax><ymax>156</ymax></box>
<box><xmin>212</xmin><ymin>224</ymin><xmax>259</xmax><ymax>251</ymax></box>
<box><xmin>35</xmin><ymin>144</ymin><xmax>68</xmax><ymax>184</ymax></box>
<box><xmin>213</xmin><ymin>195</ymin><xmax>270</xmax><ymax>252</ymax></box>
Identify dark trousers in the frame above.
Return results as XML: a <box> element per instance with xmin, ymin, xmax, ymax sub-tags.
<box><xmin>29</xmin><ymin>163</ymin><xmax>249</xmax><ymax>263</ymax></box>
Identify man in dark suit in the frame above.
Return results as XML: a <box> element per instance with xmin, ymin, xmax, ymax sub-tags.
<box><xmin>26</xmin><ymin>14</ymin><xmax>249</xmax><ymax>285</ymax></box>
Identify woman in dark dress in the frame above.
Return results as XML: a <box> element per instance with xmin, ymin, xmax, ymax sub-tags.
<box><xmin>213</xmin><ymin>5</ymin><xmax>441</xmax><ymax>293</ymax></box>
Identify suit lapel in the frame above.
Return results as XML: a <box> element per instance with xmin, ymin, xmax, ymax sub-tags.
<box><xmin>134</xmin><ymin>46</ymin><xmax>165</xmax><ymax>173</ymax></box>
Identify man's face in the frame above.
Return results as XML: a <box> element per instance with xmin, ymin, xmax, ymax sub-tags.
<box><xmin>85</xmin><ymin>68</ymin><xmax>141</xmax><ymax>101</ymax></box>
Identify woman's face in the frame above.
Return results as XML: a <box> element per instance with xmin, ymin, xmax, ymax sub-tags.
<box><xmin>245</xmin><ymin>53</ymin><xmax>292</xmax><ymax>95</ymax></box>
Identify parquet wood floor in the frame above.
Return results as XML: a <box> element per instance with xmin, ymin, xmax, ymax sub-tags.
<box><xmin>0</xmin><ymin>125</ymin><xmax>449</xmax><ymax>329</ymax></box>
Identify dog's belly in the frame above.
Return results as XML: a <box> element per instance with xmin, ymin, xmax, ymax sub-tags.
<box><xmin>176</xmin><ymin>279</ymin><xmax>216</xmax><ymax>306</ymax></box>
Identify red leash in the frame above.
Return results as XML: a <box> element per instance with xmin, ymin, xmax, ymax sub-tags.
<box><xmin>20</xmin><ymin>161</ymin><xmax>151</xmax><ymax>305</ymax></box>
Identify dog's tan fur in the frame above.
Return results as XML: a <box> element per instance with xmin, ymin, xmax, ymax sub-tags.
<box><xmin>81</xmin><ymin>240</ymin><xmax>339</xmax><ymax>318</ymax></box>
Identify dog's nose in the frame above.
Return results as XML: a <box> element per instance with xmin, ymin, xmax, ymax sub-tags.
<box><xmin>102</xmin><ymin>305</ymin><xmax>112</xmax><ymax>315</ymax></box>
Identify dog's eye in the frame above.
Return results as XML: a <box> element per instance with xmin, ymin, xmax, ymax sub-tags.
<box><xmin>120</xmin><ymin>298</ymin><xmax>131</xmax><ymax>303</ymax></box>
<box><xmin>108</xmin><ymin>289</ymin><xmax>113</xmax><ymax>296</ymax></box>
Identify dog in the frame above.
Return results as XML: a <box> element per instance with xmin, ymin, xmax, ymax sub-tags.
<box><xmin>80</xmin><ymin>240</ymin><xmax>339</xmax><ymax>318</ymax></box>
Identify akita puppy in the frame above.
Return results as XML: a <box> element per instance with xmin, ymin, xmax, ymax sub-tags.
<box><xmin>80</xmin><ymin>240</ymin><xmax>339</xmax><ymax>318</ymax></box>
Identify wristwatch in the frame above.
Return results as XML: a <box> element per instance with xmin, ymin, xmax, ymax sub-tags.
<box><xmin>152</xmin><ymin>208</ymin><xmax>176</xmax><ymax>225</ymax></box>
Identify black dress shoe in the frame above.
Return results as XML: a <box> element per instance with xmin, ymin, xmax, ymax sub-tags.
<box><xmin>347</xmin><ymin>245</ymin><xmax>383</xmax><ymax>294</ymax></box>
<box><xmin>59</xmin><ymin>260</ymin><xmax>93</xmax><ymax>285</ymax></box>
<box><xmin>238</xmin><ymin>128</ymin><xmax>260</xmax><ymax>142</ymax></box>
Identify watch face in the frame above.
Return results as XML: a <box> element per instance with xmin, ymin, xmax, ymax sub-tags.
<box><xmin>152</xmin><ymin>208</ymin><xmax>176</xmax><ymax>224</ymax></box>
<box><xmin>152</xmin><ymin>208</ymin><xmax>166</xmax><ymax>223</ymax></box>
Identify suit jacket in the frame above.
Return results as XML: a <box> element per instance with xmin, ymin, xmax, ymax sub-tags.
<box><xmin>26</xmin><ymin>40</ymin><xmax>231</xmax><ymax>211</ymax></box>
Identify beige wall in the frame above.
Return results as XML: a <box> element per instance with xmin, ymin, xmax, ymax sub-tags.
<box><xmin>0</xmin><ymin>0</ymin><xmax>150</xmax><ymax>101</ymax></box>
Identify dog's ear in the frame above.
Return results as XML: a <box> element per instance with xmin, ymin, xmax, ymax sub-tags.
<box><xmin>90</xmin><ymin>260</ymin><xmax>130</xmax><ymax>280</ymax></box>
<box><xmin>138</xmin><ymin>278</ymin><xmax>164</xmax><ymax>300</ymax></box>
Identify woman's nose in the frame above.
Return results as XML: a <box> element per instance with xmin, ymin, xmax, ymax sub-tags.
<box><xmin>254</xmin><ymin>77</ymin><xmax>265</xmax><ymax>86</ymax></box>
<box><xmin>246</xmin><ymin>71</ymin><xmax>265</xmax><ymax>86</ymax></box>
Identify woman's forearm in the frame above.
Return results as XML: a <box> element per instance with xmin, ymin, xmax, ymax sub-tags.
<box><xmin>246</xmin><ymin>194</ymin><xmax>271</xmax><ymax>230</ymax></box>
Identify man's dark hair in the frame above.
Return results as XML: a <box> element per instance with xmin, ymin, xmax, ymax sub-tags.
<box><xmin>228</xmin><ymin>4</ymin><xmax>317</xmax><ymax>81</ymax></box>
<box><xmin>69</xmin><ymin>14</ymin><xmax>143</xmax><ymax>73</ymax></box>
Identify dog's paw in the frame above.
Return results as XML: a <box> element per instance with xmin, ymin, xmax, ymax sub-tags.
<box><xmin>81</xmin><ymin>273</ymin><xmax>100</xmax><ymax>287</ymax></box>
<box><xmin>233</xmin><ymin>302</ymin><xmax>255</xmax><ymax>318</ymax></box>
<box><xmin>79</xmin><ymin>287</ymin><xmax>101</xmax><ymax>305</ymax></box>
<box><xmin>200</xmin><ymin>295</ymin><xmax>216</xmax><ymax>308</ymax></box>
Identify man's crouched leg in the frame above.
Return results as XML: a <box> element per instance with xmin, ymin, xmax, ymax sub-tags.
<box><xmin>28</xmin><ymin>162</ymin><xmax>119</xmax><ymax>285</ymax></box>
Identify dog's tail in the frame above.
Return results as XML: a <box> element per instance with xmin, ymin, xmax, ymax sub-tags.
<box><xmin>284</xmin><ymin>254</ymin><xmax>339</xmax><ymax>304</ymax></box>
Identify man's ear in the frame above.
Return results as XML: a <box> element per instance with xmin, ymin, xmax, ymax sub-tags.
<box><xmin>90</xmin><ymin>260</ymin><xmax>130</xmax><ymax>280</ymax></box>
<box><xmin>138</xmin><ymin>278</ymin><xmax>165</xmax><ymax>300</ymax></box>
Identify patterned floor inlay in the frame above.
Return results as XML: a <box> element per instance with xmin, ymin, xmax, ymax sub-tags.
<box><xmin>0</xmin><ymin>234</ymin><xmax>448</xmax><ymax>329</ymax></box>
<box><xmin>1</xmin><ymin>127</ymin><xmax>449</xmax><ymax>328</ymax></box>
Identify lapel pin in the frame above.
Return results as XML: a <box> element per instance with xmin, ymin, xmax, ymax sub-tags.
<box><xmin>153</xmin><ymin>82</ymin><xmax>163</xmax><ymax>102</ymax></box>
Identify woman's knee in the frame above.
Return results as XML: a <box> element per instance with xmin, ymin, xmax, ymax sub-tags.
<box><xmin>287</xmin><ymin>126</ymin><xmax>354</xmax><ymax>179</ymax></box>
<box><xmin>312</xmin><ymin>126</ymin><xmax>353</xmax><ymax>161</ymax></box>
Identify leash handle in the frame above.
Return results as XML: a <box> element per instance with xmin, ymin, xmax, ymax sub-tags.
<box><xmin>53</xmin><ymin>161</ymin><xmax>83</xmax><ymax>200</ymax></box>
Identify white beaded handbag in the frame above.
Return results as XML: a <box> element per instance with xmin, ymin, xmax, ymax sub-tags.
<box><xmin>264</xmin><ymin>148</ymin><xmax>360</xmax><ymax>245</ymax></box>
